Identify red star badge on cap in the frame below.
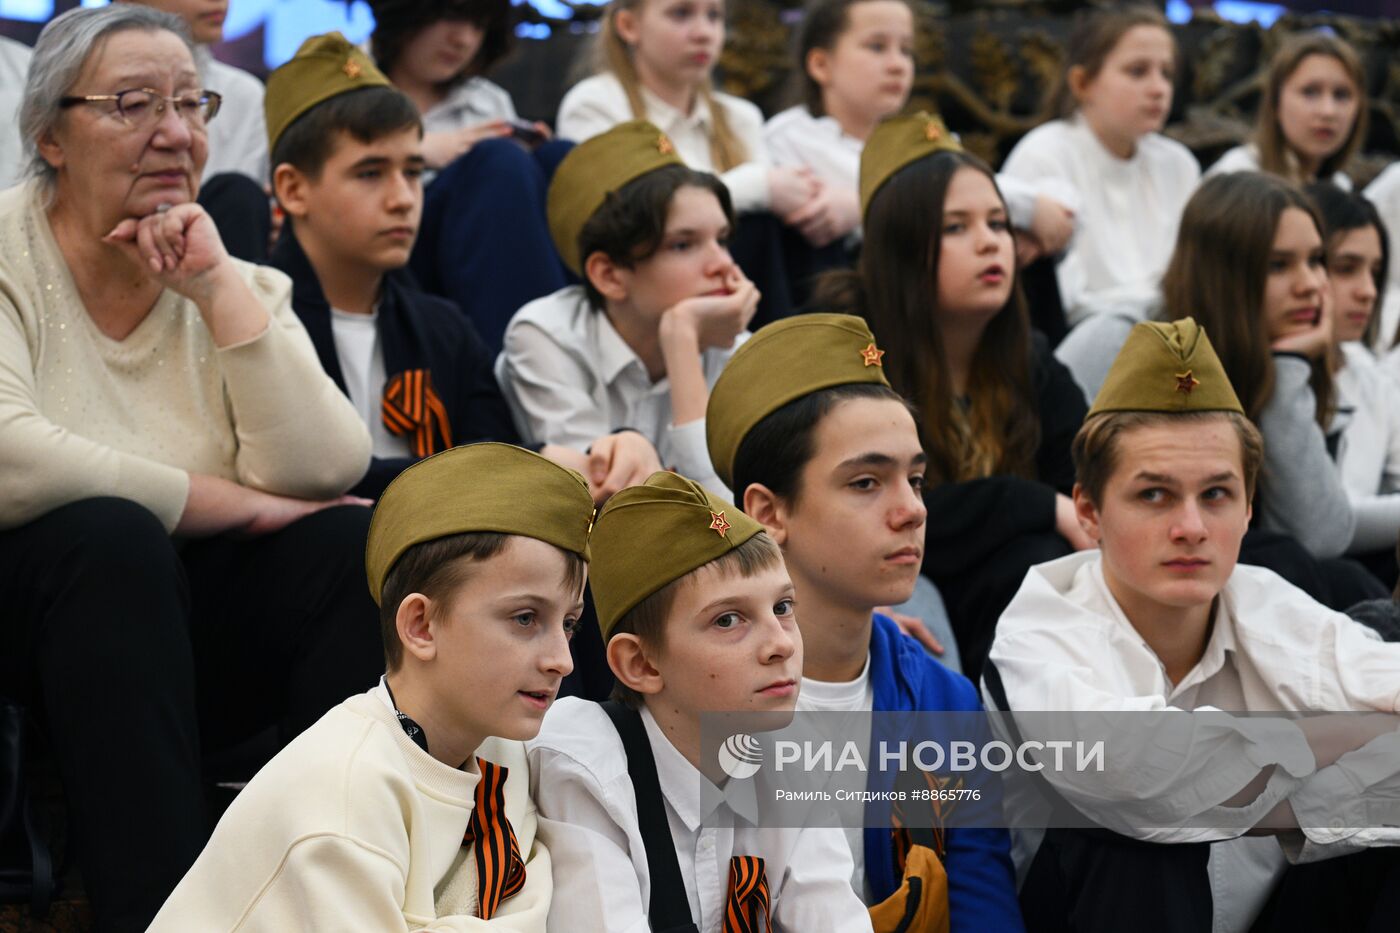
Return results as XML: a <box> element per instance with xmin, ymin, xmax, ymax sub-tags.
<box><xmin>860</xmin><ymin>342</ymin><xmax>885</xmax><ymax>367</ymax></box>
<box><xmin>925</xmin><ymin>121</ymin><xmax>942</xmax><ymax>142</ymax></box>
<box><xmin>708</xmin><ymin>510</ymin><xmax>730</xmax><ymax>538</ymax></box>
<box><xmin>1175</xmin><ymin>370</ymin><xmax>1200</xmax><ymax>394</ymax></box>
<box><xmin>343</xmin><ymin>59</ymin><xmax>362</xmax><ymax>79</ymax></box>
<box><xmin>657</xmin><ymin>134</ymin><xmax>674</xmax><ymax>155</ymax></box>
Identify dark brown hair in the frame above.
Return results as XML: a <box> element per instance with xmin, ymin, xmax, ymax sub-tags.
<box><xmin>1050</xmin><ymin>4</ymin><xmax>1175</xmax><ymax>118</ymax></box>
<box><xmin>578</xmin><ymin>164</ymin><xmax>734</xmax><ymax>310</ymax></box>
<box><xmin>1256</xmin><ymin>32</ymin><xmax>1368</xmax><ymax>185</ymax></box>
<box><xmin>271</xmin><ymin>85</ymin><xmax>421</xmax><ymax>182</ymax></box>
<box><xmin>1073</xmin><ymin>410</ymin><xmax>1264</xmax><ymax>508</ymax></box>
<box><xmin>818</xmin><ymin>150</ymin><xmax>1039</xmax><ymax>485</ymax></box>
<box><xmin>1160</xmin><ymin>172</ymin><xmax>1334</xmax><ymax>428</ymax></box>
<box><xmin>379</xmin><ymin>532</ymin><xmax>587</xmax><ymax>671</ymax></box>
<box><xmin>1305</xmin><ymin>181</ymin><xmax>1391</xmax><ymax>348</ymax></box>
<box><xmin>369</xmin><ymin>0</ymin><xmax>515</xmax><ymax>85</ymax></box>
<box><xmin>608</xmin><ymin>533</ymin><xmax>784</xmax><ymax>708</ymax></box>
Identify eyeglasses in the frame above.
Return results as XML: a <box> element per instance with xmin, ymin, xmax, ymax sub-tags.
<box><xmin>58</xmin><ymin>87</ymin><xmax>222</xmax><ymax>130</ymax></box>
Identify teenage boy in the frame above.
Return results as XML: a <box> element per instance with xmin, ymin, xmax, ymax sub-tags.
<box><xmin>150</xmin><ymin>442</ymin><xmax>592</xmax><ymax>928</ymax></box>
<box><xmin>988</xmin><ymin>319</ymin><xmax>1400</xmax><ymax>933</ymax></box>
<box><xmin>706</xmin><ymin>313</ymin><xmax>1024</xmax><ymax>931</ymax></box>
<box><xmin>264</xmin><ymin>34</ymin><xmax>636</xmax><ymax>500</ymax></box>
<box><xmin>527</xmin><ymin>471</ymin><xmax>874</xmax><ymax>932</ymax></box>
<box><xmin>496</xmin><ymin>121</ymin><xmax>761</xmax><ymax>500</ymax></box>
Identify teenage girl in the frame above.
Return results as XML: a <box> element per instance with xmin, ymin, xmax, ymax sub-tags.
<box><xmin>764</xmin><ymin>0</ymin><xmax>1073</xmax><ymax>256</ymax></box>
<box><xmin>1001</xmin><ymin>5</ymin><xmax>1198</xmax><ymax>328</ymax></box>
<box><xmin>368</xmin><ymin>0</ymin><xmax>570</xmax><ymax>352</ymax></box>
<box><xmin>1307</xmin><ymin>182</ymin><xmax>1399</xmax><ymax>585</ymax></box>
<box><xmin>557</xmin><ymin>0</ymin><xmax>836</xmax><ymax>250</ymax></box>
<box><xmin>822</xmin><ymin>127</ymin><xmax>1092</xmax><ymax>681</ymax></box>
<box><xmin>1207</xmin><ymin>31</ymin><xmax>1367</xmax><ymax>190</ymax></box>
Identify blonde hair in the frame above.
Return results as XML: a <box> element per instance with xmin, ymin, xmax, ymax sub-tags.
<box><xmin>597</xmin><ymin>0</ymin><xmax>749</xmax><ymax>171</ymax></box>
<box><xmin>1255</xmin><ymin>32</ymin><xmax>1368</xmax><ymax>185</ymax></box>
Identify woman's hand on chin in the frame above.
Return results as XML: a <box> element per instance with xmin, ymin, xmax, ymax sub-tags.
<box><xmin>103</xmin><ymin>201</ymin><xmax>234</xmax><ymax>305</ymax></box>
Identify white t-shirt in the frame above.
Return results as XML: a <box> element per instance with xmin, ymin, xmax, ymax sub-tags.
<box><xmin>329</xmin><ymin>308</ymin><xmax>411</xmax><ymax>459</ymax></box>
<box><xmin>797</xmin><ymin>656</ymin><xmax>875</xmax><ymax>901</ymax></box>
<box><xmin>1001</xmin><ymin>115</ymin><xmax>1200</xmax><ymax>326</ymax></box>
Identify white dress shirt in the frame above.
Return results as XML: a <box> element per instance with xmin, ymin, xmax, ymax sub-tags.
<box><xmin>1001</xmin><ymin>115</ymin><xmax>1199</xmax><ymax>326</ymax></box>
<box><xmin>1204</xmin><ymin>143</ymin><xmax>1353</xmax><ymax>191</ymax></box>
<box><xmin>989</xmin><ymin>551</ymin><xmax>1400</xmax><ymax>930</ymax></box>
<box><xmin>763</xmin><ymin>103</ymin><xmax>1041</xmax><ymax>231</ymax></box>
<box><xmin>0</xmin><ymin>36</ymin><xmax>32</xmax><ymax>190</ymax></box>
<box><xmin>495</xmin><ymin>284</ymin><xmax>741</xmax><ymax>498</ymax></box>
<box><xmin>1331</xmin><ymin>341</ymin><xmax>1400</xmax><ymax>553</ymax></box>
<box><xmin>557</xmin><ymin>72</ymin><xmax>771</xmax><ymax>214</ymax></box>
<box><xmin>526</xmin><ymin>698</ymin><xmax>873</xmax><ymax>933</ymax></box>
<box><xmin>198</xmin><ymin>49</ymin><xmax>268</xmax><ymax>184</ymax></box>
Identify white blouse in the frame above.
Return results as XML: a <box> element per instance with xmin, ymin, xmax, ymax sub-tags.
<box><xmin>1331</xmin><ymin>341</ymin><xmax>1400</xmax><ymax>553</ymax></box>
<box><xmin>557</xmin><ymin>72</ymin><xmax>770</xmax><ymax>214</ymax></box>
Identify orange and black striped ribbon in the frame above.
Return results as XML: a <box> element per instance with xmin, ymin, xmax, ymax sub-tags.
<box><xmin>724</xmin><ymin>855</ymin><xmax>772</xmax><ymax>933</ymax></box>
<box><xmin>461</xmin><ymin>758</ymin><xmax>527</xmax><ymax>919</ymax></box>
<box><xmin>382</xmin><ymin>368</ymin><xmax>453</xmax><ymax>458</ymax></box>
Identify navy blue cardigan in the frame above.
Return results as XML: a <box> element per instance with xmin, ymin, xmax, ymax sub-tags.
<box><xmin>272</xmin><ymin>230</ymin><xmax>522</xmax><ymax>498</ymax></box>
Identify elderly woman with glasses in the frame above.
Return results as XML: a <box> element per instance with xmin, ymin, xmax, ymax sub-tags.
<box><xmin>0</xmin><ymin>6</ymin><xmax>382</xmax><ymax>931</ymax></box>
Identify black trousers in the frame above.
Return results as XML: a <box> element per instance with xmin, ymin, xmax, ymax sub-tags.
<box><xmin>1022</xmin><ymin>827</ymin><xmax>1400</xmax><ymax>933</ymax></box>
<box><xmin>0</xmin><ymin>498</ymin><xmax>383</xmax><ymax>932</ymax></box>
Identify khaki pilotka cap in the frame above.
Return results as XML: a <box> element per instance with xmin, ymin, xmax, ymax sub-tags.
<box><xmin>859</xmin><ymin>111</ymin><xmax>962</xmax><ymax>218</ymax></box>
<box><xmin>364</xmin><ymin>443</ymin><xmax>595</xmax><ymax>605</ymax></box>
<box><xmin>705</xmin><ymin>313</ymin><xmax>891</xmax><ymax>491</ymax></box>
<box><xmin>1086</xmin><ymin>318</ymin><xmax>1244</xmax><ymax>418</ymax></box>
<box><xmin>589</xmin><ymin>471</ymin><xmax>764</xmax><ymax>638</ymax></box>
<box><xmin>547</xmin><ymin>120</ymin><xmax>685</xmax><ymax>276</ymax></box>
<box><xmin>264</xmin><ymin>32</ymin><xmax>391</xmax><ymax>155</ymax></box>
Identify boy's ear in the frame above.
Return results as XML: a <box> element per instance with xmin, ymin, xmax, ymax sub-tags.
<box><xmin>606</xmin><ymin>633</ymin><xmax>664</xmax><ymax>698</ymax></box>
<box><xmin>805</xmin><ymin>47</ymin><xmax>831</xmax><ymax>88</ymax></box>
<box><xmin>273</xmin><ymin>162</ymin><xmax>313</xmax><ymax>220</ymax></box>
<box><xmin>584</xmin><ymin>251</ymin><xmax>631</xmax><ymax>303</ymax></box>
<box><xmin>395</xmin><ymin>593</ymin><xmax>438</xmax><ymax>664</ymax></box>
<box><xmin>743</xmin><ymin>482</ymin><xmax>788</xmax><ymax>546</ymax></box>
<box><xmin>1071</xmin><ymin>483</ymin><xmax>1102</xmax><ymax>545</ymax></box>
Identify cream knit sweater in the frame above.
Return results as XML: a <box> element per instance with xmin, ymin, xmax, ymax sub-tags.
<box><xmin>0</xmin><ymin>181</ymin><xmax>370</xmax><ymax>531</ymax></box>
<box><xmin>150</xmin><ymin>690</ymin><xmax>551</xmax><ymax>930</ymax></box>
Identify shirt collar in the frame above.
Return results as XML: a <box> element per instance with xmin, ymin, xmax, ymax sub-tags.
<box><xmin>1088</xmin><ymin>560</ymin><xmax>1236</xmax><ymax>692</ymax></box>
<box><xmin>640</xmin><ymin>83</ymin><xmax>712</xmax><ymax>133</ymax></box>
<box><xmin>587</xmin><ymin>300</ymin><xmax>651</xmax><ymax>386</ymax></box>
<box><xmin>640</xmin><ymin>705</ymin><xmax>758</xmax><ymax>829</ymax></box>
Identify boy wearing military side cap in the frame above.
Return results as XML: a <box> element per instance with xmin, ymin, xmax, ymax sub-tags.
<box><xmin>262</xmin><ymin>33</ymin><xmax>536</xmax><ymax>499</ymax></box>
<box><xmin>707</xmin><ymin>313</ymin><xmax>1023</xmax><ymax>932</ymax></box>
<box><xmin>526</xmin><ymin>472</ymin><xmax>873</xmax><ymax>931</ymax></box>
<box><xmin>496</xmin><ymin>121</ymin><xmax>760</xmax><ymax>501</ymax></box>
<box><xmin>151</xmin><ymin>443</ymin><xmax>593</xmax><ymax>929</ymax></box>
<box><xmin>987</xmin><ymin>320</ymin><xmax>1400</xmax><ymax>932</ymax></box>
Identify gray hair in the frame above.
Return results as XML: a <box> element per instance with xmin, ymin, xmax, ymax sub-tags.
<box><xmin>20</xmin><ymin>4</ymin><xmax>194</xmax><ymax>188</ymax></box>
